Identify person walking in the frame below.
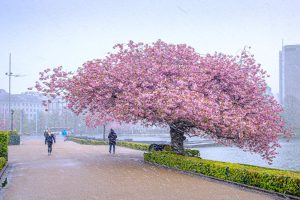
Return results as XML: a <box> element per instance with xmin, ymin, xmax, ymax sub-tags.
<box><xmin>43</xmin><ymin>129</ymin><xmax>48</xmax><ymax>144</ymax></box>
<box><xmin>45</xmin><ymin>129</ymin><xmax>56</xmax><ymax>156</ymax></box>
<box><xmin>62</xmin><ymin>129</ymin><xmax>68</xmax><ymax>141</ymax></box>
<box><xmin>108</xmin><ymin>129</ymin><xmax>117</xmax><ymax>154</ymax></box>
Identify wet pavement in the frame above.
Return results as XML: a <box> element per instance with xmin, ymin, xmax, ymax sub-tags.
<box><xmin>3</xmin><ymin>137</ymin><xmax>276</xmax><ymax>200</ymax></box>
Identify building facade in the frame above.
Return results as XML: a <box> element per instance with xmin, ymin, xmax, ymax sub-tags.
<box><xmin>279</xmin><ymin>44</ymin><xmax>300</xmax><ymax>127</ymax></box>
<box><xmin>0</xmin><ymin>89</ymin><xmax>88</xmax><ymax>134</ymax></box>
<box><xmin>0</xmin><ymin>89</ymin><xmax>44</xmax><ymax>130</ymax></box>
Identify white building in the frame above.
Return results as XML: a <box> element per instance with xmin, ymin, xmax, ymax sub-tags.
<box><xmin>0</xmin><ymin>89</ymin><xmax>44</xmax><ymax>129</ymax></box>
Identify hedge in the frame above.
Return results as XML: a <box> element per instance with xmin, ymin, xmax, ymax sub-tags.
<box><xmin>68</xmin><ymin>137</ymin><xmax>108</xmax><ymax>145</ymax></box>
<box><xmin>68</xmin><ymin>136</ymin><xmax>148</xmax><ymax>151</ymax></box>
<box><xmin>117</xmin><ymin>141</ymin><xmax>150</xmax><ymax>151</ymax></box>
<box><xmin>184</xmin><ymin>148</ymin><xmax>200</xmax><ymax>157</ymax></box>
<box><xmin>144</xmin><ymin>151</ymin><xmax>300</xmax><ymax>197</ymax></box>
<box><xmin>68</xmin><ymin>136</ymin><xmax>200</xmax><ymax>157</ymax></box>
<box><xmin>0</xmin><ymin>131</ymin><xmax>9</xmax><ymax>160</ymax></box>
<box><xmin>0</xmin><ymin>157</ymin><xmax>6</xmax><ymax>171</ymax></box>
<box><xmin>9</xmin><ymin>131</ymin><xmax>20</xmax><ymax>145</ymax></box>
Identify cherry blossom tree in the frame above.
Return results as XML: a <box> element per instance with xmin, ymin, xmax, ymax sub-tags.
<box><xmin>32</xmin><ymin>40</ymin><xmax>291</xmax><ymax>162</ymax></box>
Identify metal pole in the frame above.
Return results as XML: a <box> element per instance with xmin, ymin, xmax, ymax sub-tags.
<box><xmin>35</xmin><ymin>111</ymin><xmax>38</xmax><ymax>134</ymax></box>
<box><xmin>3</xmin><ymin>109</ymin><xmax>6</xmax><ymax>130</ymax></box>
<box><xmin>11</xmin><ymin>109</ymin><xmax>14</xmax><ymax>131</ymax></box>
<box><xmin>96</xmin><ymin>126</ymin><xmax>98</xmax><ymax>138</ymax></box>
<box><xmin>20</xmin><ymin>110</ymin><xmax>23</xmax><ymax>134</ymax></box>
<box><xmin>8</xmin><ymin>53</ymin><xmax>12</xmax><ymax>131</ymax></box>
<box><xmin>103</xmin><ymin>124</ymin><xmax>106</xmax><ymax>141</ymax></box>
<box><xmin>46</xmin><ymin>102</ymin><xmax>49</xmax><ymax>128</ymax></box>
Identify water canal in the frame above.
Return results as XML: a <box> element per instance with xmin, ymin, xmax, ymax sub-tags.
<box><xmin>117</xmin><ymin>132</ymin><xmax>300</xmax><ymax>171</ymax></box>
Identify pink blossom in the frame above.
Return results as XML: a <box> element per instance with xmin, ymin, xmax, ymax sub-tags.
<box><xmin>33</xmin><ymin>40</ymin><xmax>292</xmax><ymax>162</ymax></box>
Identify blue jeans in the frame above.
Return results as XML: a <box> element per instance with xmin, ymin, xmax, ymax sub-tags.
<box><xmin>109</xmin><ymin>144</ymin><xmax>115</xmax><ymax>153</ymax></box>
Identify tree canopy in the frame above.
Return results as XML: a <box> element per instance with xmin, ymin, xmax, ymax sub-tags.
<box><xmin>32</xmin><ymin>40</ymin><xmax>291</xmax><ymax>162</ymax></box>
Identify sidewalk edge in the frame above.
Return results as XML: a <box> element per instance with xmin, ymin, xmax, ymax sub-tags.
<box><xmin>144</xmin><ymin>161</ymin><xmax>300</xmax><ymax>200</ymax></box>
<box><xmin>0</xmin><ymin>164</ymin><xmax>8</xmax><ymax>181</ymax></box>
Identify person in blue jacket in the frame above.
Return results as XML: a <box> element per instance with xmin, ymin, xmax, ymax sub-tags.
<box><xmin>62</xmin><ymin>129</ymin><xmax>68</xmax><ymax>141</ymax></box>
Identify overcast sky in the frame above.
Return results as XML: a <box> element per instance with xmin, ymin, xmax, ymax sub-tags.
<box><xmin>0</xmin><ymin>0</ymin><xmax>299</xmax><ymax>95</ymax></box>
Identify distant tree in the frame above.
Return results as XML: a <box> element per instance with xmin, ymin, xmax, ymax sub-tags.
<box><xmin>32</xmin><ymin>40</ymin><xmax>291</xmax><ymax>162</ymax></box>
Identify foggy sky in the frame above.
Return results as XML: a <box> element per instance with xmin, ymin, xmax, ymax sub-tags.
<box><xmin>0</xmin><ymin>0</ymin><xmax>300</xmax><ymax>95</ymax></box>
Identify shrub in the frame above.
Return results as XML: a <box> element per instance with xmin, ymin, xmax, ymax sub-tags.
<box><xmin>9</xmin><ymin>131</ymin><xmax>18</xmax><ymax>136</ymax></box>
<box><xmin>68</xmin><ymin>136</ymin><xmax>149</xmax><ymax>151</ymax></box>
<box><xmin>0</xmin><ymin>157</ymin><xmax>6</xmax><ymax>171</ymax></box>
<box><xmin>117</xmin><ymin>141</ymin><xmax>150</xmax><ymax>151</ymax></box>
<box><xmin>184</xmin><ymin>149</ymin><xmax>200</xmax><ymax>157</ymax></box>
<box><xmin>164</xmin><ymin>145</ymin><xmax>172</xmax><ymax>151</ymax></box>
<box><xmin>144</xmin><ymin>151</ymin><xmax>300</xmax><ymax>197</ymax></box>
<box><xmin>67</xmin><ymin>136</ymin><xmax>108</xmax><ymax>145</ymax></box>
<box><xmin>0</xmin><ymin>131</ymin><xmax>9</xmax><ymax>160</ymax></box>
<box><xmin>69</xmin><ymin>136</ymin><xmax>200</xmax><ymax>156</ymax></box>
<box><xmin>9</xmin><ymin>131</ymin><xmax>20</xmax><ymax>145</ymax></box>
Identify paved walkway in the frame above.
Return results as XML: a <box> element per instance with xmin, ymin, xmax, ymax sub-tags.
<box><xmin>3</xmin><ymin>137</ymin><xmax>275</xmax><ymax>200</ymax></box>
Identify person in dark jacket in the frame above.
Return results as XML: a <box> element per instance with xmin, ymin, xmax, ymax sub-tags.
<box><xmin>45</xmin><ymin>129</ymin><xmax>56</xmax><ymax>156</ymax></box>
<box><xmin>44</xmin><ymin>129</ymin><xmax>48</xmax><ymax>144</ymax></box>
<box><xmin>108</xmin><ymin>129</ymin><xmax>117</xmax><ymax>154</ymax></box>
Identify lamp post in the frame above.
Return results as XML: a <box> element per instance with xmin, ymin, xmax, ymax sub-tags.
<box><xmin>10</xmin><ymin>109</ymin><xmax>14</xmax><ymax>132</ymax></box>
<box><xmin>5</xmin><ymin>53</ymin><xmax>24</xmax><ymax>132</ymax></box>
<box><xmin>35</xmin><ymin>111</ymin><xmax>38</xmax><ymax>134</ymax></box>
<box><xmin>5</xmin><ymin>53</ymin><xmax>13</xmax><ymax>132</ymax></box>
<box><xmin>20</xmin><ymin>109</ymin><xmax>23</xmax><ymax>134</ymax></box>
<box><xmin>103</xmin><ymin>124</ymin><xmax>106</xmax><ymax>141</ymax></box>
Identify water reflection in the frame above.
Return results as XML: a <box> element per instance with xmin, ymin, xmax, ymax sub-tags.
<box><xmin>194</xmin><ymin>134</ymin><xmax>300</xmax><ymax>171</ymax></box>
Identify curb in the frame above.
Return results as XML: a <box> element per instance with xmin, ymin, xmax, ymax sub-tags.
<box><xmin>0</xmin><ymin>164</ymin><xmax>8</xmax><ymax>181</ymax></box>
<box><xmin>144</xmin><ymin>161</ymin><xmax>300</xmax><ymax>200</ymax></box>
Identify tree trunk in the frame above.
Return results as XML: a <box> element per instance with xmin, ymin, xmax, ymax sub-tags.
<box><xmin>169</xmin><ymin>122</ymin><xmax>186</xmax><ymax>155</ymax></box>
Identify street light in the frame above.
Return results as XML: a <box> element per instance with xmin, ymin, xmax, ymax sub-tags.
<box><xmin>10</xmin><ymin>109</ymin><xmax>14</xmax><ymax>132</ymax></box>
<box><xmin>5</xmin><ymin>53</ymin><xmax>24</xmax><ymax>132</ymax></box>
